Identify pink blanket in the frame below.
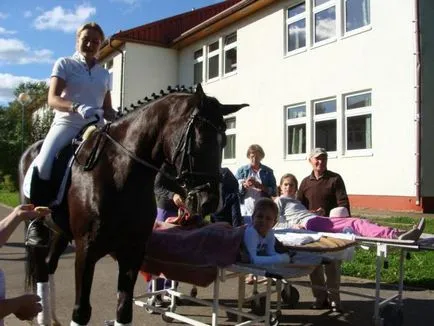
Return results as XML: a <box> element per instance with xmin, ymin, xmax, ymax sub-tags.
<box><xmin>141</xmin><ymin>222</ymin><xmax>246</xmax><ymax>287</ymax></box>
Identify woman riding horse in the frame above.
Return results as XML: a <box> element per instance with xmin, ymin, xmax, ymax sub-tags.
<box><xmin>21</xmin><ymin>85</ymin><xmax>247</xmax><ymax>325</ymax></box>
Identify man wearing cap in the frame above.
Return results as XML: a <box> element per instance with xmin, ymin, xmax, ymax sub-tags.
<box><xmin>296</xmin><ymin>147</ymin><xmax>350</xmax><ymax>312</ymax></box>
<box><xmin>297</xmin><ymin>148</ymin><xmax>350</xmax><ymax>217</ymax></box>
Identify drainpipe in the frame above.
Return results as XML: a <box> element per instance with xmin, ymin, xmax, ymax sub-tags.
<box><xmin>414</xmin><ymin>0</ymin><xmax>422</xmax><ymax>206</ymax></box>
<box><xmin>109</xmin><ymin>37</ymin><xmax>125</xmax><ymax>113</ymax></box>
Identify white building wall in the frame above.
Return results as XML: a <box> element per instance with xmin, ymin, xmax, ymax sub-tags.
<box><xmin>179</xmin><ymin>0</ymin><xmax>418</xmax><ymax>197</ymax></box>
<box><xmin>121</xmin><ymin>43</ymin><xmax>178</xmax><ymax>107</ymax></box>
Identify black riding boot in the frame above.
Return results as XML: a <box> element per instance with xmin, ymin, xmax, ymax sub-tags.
<box><xmin>25</xmin><ymin>167</ymin><xmax>52</xmax><ymax>248</ymax></box>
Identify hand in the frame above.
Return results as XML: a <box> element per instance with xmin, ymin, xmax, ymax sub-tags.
<box><xmin>13</xmin><ymin>294</ymin><xmax>42</xmax><ymax>320</ymax></box>
<box><xmin>173</xmin><ymin>194</ymin><xmax>184</xmax><ymax>207</ymax></box>
<box><xmin>314</xmin><ymin>207</ymin><xmax>325</xmax><ymax>216</ymax></box>
<box><xmin>77</xmin><ymin>104</ymin><xmax>98</xmax><ymax>119</ymax></box>
<box><xmin>13</xmin><ymin>204</ymin><xmax>46</xmax><ymax>222</ymax></box>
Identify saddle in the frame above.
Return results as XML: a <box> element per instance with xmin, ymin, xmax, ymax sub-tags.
<box><xmin>30</xmin><ymin>121</ymin><xmax>105</xmax><ymax>238</ymax></box>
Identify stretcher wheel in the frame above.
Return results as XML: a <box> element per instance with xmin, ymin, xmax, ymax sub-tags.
<box><xmin>380</xmin><ymin>305</ymin><xmax>403</xmax><ymax>326</ymax></box>
<box><xmin>250</xmin><ymin>296</ymin><xmax>266</xmax><ymax>316</ymax></box>
<box><xmin>162</xmin><ymin>313</ymin><xmax>174</xmax><ymax>323</ymax></box>
<box><xmin>281</xmin><ymin>285</ymin><xmax>300</xmax><ymax>308</ymax></box>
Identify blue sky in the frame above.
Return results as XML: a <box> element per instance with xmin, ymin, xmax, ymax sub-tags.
<box><xmin>0</xmin><ymin>0</ymin><xmax>222</xmax><ymax>105</ymax></box>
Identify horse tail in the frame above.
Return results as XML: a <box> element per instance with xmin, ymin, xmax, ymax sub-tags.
<box><xmin>18</xmin><ymin>141</ymin><xmax>43</xmax><ymax>292</ymax></box>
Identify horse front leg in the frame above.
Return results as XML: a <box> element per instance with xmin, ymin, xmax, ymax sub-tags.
<box><xmin>71</xmin><ymin>240</ymin><xmax>96</xmax><ymax>326</ymax></box>
<box><xmin>115</xmin><ymin>256</ymin><xmax>142</xmax><ymax>325</ymax></box>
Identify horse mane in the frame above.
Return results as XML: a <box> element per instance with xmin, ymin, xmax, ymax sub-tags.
<box><xmin>114</xmin><ymin>85</ymin><xmax>195</xmax><ymax>121</ymax></box>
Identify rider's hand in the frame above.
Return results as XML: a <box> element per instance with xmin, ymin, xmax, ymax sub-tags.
<box><xmin>173</xmin><ymin>194</ymin><xmax>184</xmax><ymax>207</ymax></box>
<box><xmin>77</xmin><ymin>104</ymin><xmax>98</xmax><ymax>119</ymax></box>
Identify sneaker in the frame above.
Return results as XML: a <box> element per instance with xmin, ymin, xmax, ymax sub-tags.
<box><xmin>398</xmin><ymin>218</ymin><xmax>425</xmax><ymax>241</ymax></box>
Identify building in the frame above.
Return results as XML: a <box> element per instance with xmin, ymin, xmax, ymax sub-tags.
<box><xmin>98</xmin><ymin>0</ymin><xmax>434</xmax><ymax>212</ymax></box>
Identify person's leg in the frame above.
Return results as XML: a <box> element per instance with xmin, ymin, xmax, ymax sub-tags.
<box><xmin>306</xmin><ymin>216</ymin><xmax>398</xmax><ymax>238</ymax></box>
<box><xmin>325</xmin><ymin>261</ymin><xmax>342</xmax><ymax>311</ymax></box>
<box><xmin>309</xmin><ymin>265</ymin><xmax>329</xmax><ymax>308</ymax></box>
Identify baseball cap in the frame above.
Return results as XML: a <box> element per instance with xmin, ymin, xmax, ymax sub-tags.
<box><xmin>309</xmin><ymin>147</ymin><xmax>328</xmax><ymax>159</ymax></box>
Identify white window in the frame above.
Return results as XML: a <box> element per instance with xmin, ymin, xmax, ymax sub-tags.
<box><xmin>285</xmin><ymin>103</ymin><xmax>307</xmax><ymax>155</ymax></box>
<box><xmin>313</xmin><ymin>0</ymin><xmax>336</xmax><ymax>44</ymax></box>
<box><xmin>344</xmin><ymin>91</ymin><xmax>372</xmax><ymax>151</ymax></box>
<box><xmin>193</xmin><ymin>48</ymin><xmax>203</xmax><ymax>85</ymax></box>
<box><xmin>344</xmin><ymin>0</ymin><xmax>370</xmax><ymax>33</ymax></box>
<box><xmin>286</xmin><ymin>1</ymin><xmax>306</xmax><ymax>53</ymax></box>
<box><xmin>314</xmin><ymin>98</ymin><xmax>337</xmax><ymax>152</ymax></box>
<box><xmin>223</xmin><ymin>117</ymin><xmax>236</xmax><ymax>160</ymax></box>
<box><xmin>224</xmin><ymin>32</ymin><xmax>237</xmax><ymax>74</ymax></box>
<box><xmin>207</xmin><ymin>41</ymin><xmax>220</xmax><ymax>80</ymax></box>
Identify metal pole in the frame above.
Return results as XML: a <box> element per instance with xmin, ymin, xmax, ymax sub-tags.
<box><xmin>21</xmin><ymin>103</ymin><xmax>24</xmax><ymax>154</ymax></box>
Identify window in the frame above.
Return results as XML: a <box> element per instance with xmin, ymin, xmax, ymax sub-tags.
<box><xmin>313</xmin><ymin>0</ymin><xmax>336</xmax><ymax>44</ymax></box>
<box><xmin>345</xmin><ymin>0</ymin><xmax>370</xmax><ymax>33</ymax></box>
<box><xmin>223</xmin><ymin>117</ymin><xmax>236</xmax><ymax>159</ymax></box>
<box><xmin>314</xmin><ymin>98</ymin><xmax>336</xmax><ymax>151</ymax></box>
<box><xmin>345</xmin><ymin>91</ymin><xmax>372</xmax><ymax>151</ymax></box>
<box><xmin>287</xmin><ymin>2</ymin><xmax>306</xmax><ymax>52</ymax></box>
<box><xmin>207</xmin><ymin>41</ymin><xmax>220</xmax><ymax>80</ymax></box>
<box><xmin>285</xmin><ymin>104</ymin><xmax>306</xmax><ymax>155</ymax></box>
<box><xmin>193</xmin><ymin>49</ymin><xmax>203</xmax><ymax>85</ymax></box>
<box><xmin>224</xmin><ymin>32</ymin><xmax>237</xmax><ymax>74</ymax></box>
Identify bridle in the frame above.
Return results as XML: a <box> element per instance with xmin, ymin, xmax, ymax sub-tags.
<box><xmin>101</xmin><ymin>109</ymin><xmax>225</xmax><ymax>195</ymax></box>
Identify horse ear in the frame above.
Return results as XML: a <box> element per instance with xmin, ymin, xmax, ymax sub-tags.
<box><xmin>220</xmin><ymin>103</ymin><xmax>249</xmax><ymax>116</ymax></box>
<box><xmin>195</xmin><ymin>83</ymin><xmax>205</xmax><ymax>99</ymax></box>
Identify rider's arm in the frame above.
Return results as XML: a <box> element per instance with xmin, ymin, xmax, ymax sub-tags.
<box><xmin>47</xmin><ymin>76</ymin><xmax>75</xmax><ymax>112</ymax></box>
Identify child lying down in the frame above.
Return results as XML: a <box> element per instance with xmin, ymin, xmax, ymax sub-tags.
<box><xmin>274</xmin><ymin>173</ymin><xmax>425</xmax><ymax>241</ymax></box>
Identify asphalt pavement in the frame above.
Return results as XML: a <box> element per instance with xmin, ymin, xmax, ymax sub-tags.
<box><xmin>1</xmin><ymin>204</ymin><xmax>433</xmax><ymax>326</ymax></box>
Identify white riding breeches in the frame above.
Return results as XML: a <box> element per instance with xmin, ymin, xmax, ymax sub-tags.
<box><xmin>35</xmin><ymin>121</ymin><xmax>83</xmax><ymax>180</ymax></box>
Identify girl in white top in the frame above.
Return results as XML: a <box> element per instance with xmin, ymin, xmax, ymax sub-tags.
<box><xmin>26</xmin><ymin>22</ymin><xmax>116</xmax><ymax>248</ymax></box>
<box><xmin>243</xmin><ymin>198</ymin><xmax>290</xmax><ymax>265</ymax></box>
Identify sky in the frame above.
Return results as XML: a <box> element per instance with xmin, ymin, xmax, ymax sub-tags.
<box><xmin>0</xmin><ymin>0</ymin><xmax>222</xmax><ymax>105</ymax></box>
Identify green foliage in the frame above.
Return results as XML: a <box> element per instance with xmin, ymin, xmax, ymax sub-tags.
<box><xmin>342</xmin><ymin>216</ymin><xmax>434</xmax><ymax>289</ymax></box>
<box><xmin>0</xmin><ymin>175</ymin><xmax>16</xmax><ymax>192</ymax></box>
<box><xmin>0</xmin><ymin>81</ymin><xmax>50</xmax><ymax>189</ymax></box>
<box><xmin>0</xmin><ymin>191</ymin><xmax>19</xmax><ymax>207</ymax></box>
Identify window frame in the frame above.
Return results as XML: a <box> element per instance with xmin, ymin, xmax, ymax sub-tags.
<box><xmin>207</xmin><ymin>39</ymin><xmax>221</xmax><ymax>81</ymax></box>
<box><xmin>286</xmin><ymin>1</ymin><xmax>307</xmax><ymax>55</ymax></box>
<box><xmin>193</xmin><ymin>48</ymin><xmax>204</xmax><ymax>85</ymax></box>
<box><xmin>343</xmin><ymin>90</ymin><xmax>373</xmax><ymax>156</ymax></box>
<box><xmin>223</xmin><ymin>32</ymin><xmax>237</xmax><ymax>76</ymax></box>
<box><xmin>313</xmin><ymin>97</ymin><xmax>337</xmax><ymax>155</ymax></box>
<box><xmin>343</xmin><ymin>0</ymin><xmax>371</xmax><ymax>36</ymax></box>
<box><xmin>285</xmin><ymin>103</ymin><xmax>308</xmax><ymax>159</ymax></box>
<box><xmin>223</xmin><ymin>116</ymin><xmax>237</xmax><ymax>162</ymax></box>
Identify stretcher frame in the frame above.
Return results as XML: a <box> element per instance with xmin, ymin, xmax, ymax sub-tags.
<box><xmin>353</xmin><ymin>235</ymin><xmax>434</xmax><ymax>326</ymax></box>
<box><xmin>134</xmin><ymin>262</ymin><xmax>318</xmax><ymax>326</ymax></box>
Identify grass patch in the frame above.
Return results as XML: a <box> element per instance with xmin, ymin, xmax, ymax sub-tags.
<box><xmin>342</xmin><ymin>216</ymin><xmax>434</xmax><ymax>289</ymax></box>
<box><xmin>0</xmin><ymin>191</ymin><xmax>19</xmax><ymax>207</ymax></box>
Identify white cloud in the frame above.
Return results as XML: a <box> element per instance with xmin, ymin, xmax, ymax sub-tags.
<box><xmin>33</xmin><ymin>4</ymin><xmax>96</xmax><ymax>33</ymax></box>
<box><xmin>0</xmin><ymin>38</ymin><xmax>55</xmax><ymax>65</ymax></box>
<box><xmin>111</xmin><ymin>0</ymin><xmax>141</xmax><ymax>5</ymax></box>
<box><xmin>0</xmin><ymin>27</ymin><xmax>16</xmax><ymax>35</ymax></box>
<box><xmin>0</xmin><ymin>12</ymin><xmax>8</xmax><ymax>20</ymax></box>
<box><xmin>24</xmin><ymin>11</ymin><xmax>32</xmax><ymax>18</ymax></box>
<box><xmin>0</xmin><ymin>73</ymin><xmax>44</xmax><ymax>104</ymax></box>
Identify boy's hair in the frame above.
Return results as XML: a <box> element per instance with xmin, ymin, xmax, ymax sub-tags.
<box><xmin>279</xmin><ymin>173</ymin><xmax>298</xmax><ymax>190</ymax></box>
<box><xmin>252</xmin><ymin>198</ymin><xmax>278</xmax><ymax>220</ymax></box>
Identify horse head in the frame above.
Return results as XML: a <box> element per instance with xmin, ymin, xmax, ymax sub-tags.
<box><xmin>163</xmin><ymin>84</ymin><xmax>248</xmax><ymax>217</ymax></box>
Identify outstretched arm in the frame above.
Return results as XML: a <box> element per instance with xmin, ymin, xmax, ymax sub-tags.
<box><xmin>0</xmin><ymin>294</ymin><xmax>42</xmax><ymax>320</ymax></box>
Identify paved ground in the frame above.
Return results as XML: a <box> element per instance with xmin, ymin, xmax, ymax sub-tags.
<box><xmin>1</xmin><ymin>204</ymin><xmax>433</xmax><ymax>325</ymax></box>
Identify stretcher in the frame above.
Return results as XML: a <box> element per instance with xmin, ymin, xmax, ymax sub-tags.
<box><xmin>352</xmin><ymin>233</ymin><xmax>434</xmax><ymax>326</ymax></box>
<box><xmin>134</xmin><ymin>224</ymin><xmax>356</xmax><ymax>325</ymax></box>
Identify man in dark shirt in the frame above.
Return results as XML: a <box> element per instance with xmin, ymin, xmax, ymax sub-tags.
<box><xmin>296</xmin><ymin>148</ymin><xmax>350</xmax><ymax>312</ymax></box>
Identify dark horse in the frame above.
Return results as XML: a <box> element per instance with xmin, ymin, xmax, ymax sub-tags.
<box><xmin>19</xmin><ymin>85</ymin><xmax>247</xmax><ymax>325</ymax></box>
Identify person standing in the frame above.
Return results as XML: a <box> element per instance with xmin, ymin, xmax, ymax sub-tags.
<box><xmin>296</xmin><ymin>148</ymin><xmax>350</xmax><ymax>312</ymax></box>
<box><xmin>235</xmin><ymin>144</ymin><xmax>277</xmax><ymax>225</ymax></box>
<box><xmin>26</xmin><ymin>22</ymin><xmax>117</xmax><ymax>248</ymax></box>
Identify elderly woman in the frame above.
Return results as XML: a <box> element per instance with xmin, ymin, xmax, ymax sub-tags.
<box><xmin>235</xmin><ymin>144</ymin><xmax>277</xmax><ymax>224</ymax></box>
